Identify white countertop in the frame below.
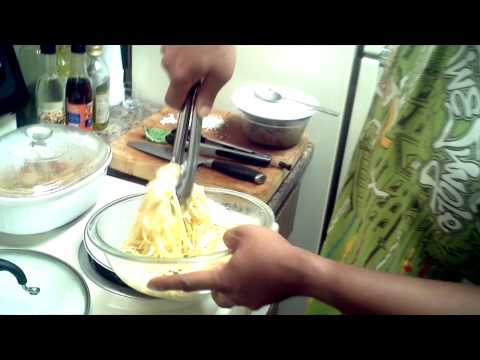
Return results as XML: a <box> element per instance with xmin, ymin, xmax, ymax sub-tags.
<box><xmin>0</xmin><ymin>175</ymin><xmax>269</xmax><ymax>315</ymax></box>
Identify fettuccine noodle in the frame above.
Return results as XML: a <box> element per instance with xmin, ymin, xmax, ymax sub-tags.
<box><xmin>122</xmin><ymin>163</ymin><xmax>225</xmax><ymax>258</ymax></box>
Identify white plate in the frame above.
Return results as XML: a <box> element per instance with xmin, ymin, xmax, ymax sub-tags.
<box><xmin>232</xmin><ymin>84</ymin><xmax>318</xmax><ymax>121</ymax></box>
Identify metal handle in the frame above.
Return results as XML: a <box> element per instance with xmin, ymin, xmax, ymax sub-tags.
<box><xmin>167</xmin><ymin>130</ymin><xmax>273</xmax><ymax>167</ymax></box>
<box><xmin>205</xmin><ymin>144</ymin><xmax>272</xmax><ymax>167</ymax></box>
<box><xmin>203</xmin><ymin>137</ymin><xmax>260</xmax><ymax>155</ymax></box>
<box><xmin>282</xmin><ymin>97</ymin><xmax>340</xmax><ymax>117</ymax></box>
<box><xmin>169</xmin><ymin>127</ymin><xmax>260</xmax><ymax>155</ymax></box>
<box><xmin>0</xmin><ymin>258</ymin><xmax>27</xmax><ymax>285</ymax></box>
<box><xmin>362</xmin><ymin>46</ymin><xmax>391</xmax><ymax>68</ymax></box>
<box><xmin>173</xmin><ymin>83</ymin><xmax>203</xmax><ymax>205</ymax></box>
<box><xmin>171</xmin><ymin>99</ymin><xmax>191</xmax><ymax>165</ymax></box>
<box><xmin>0</xmin><ymin>258</ymin><xmax>40</xmax><ymax>295</ymax></box>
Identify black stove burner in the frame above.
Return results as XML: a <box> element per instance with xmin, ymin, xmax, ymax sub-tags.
<box><xmin>78</xmin><ymin>242</ymin><xmax>152</xmax><ymax>299</ymax></box>
<box><xmin>87</xmin><ymin>255</ymin><xmax>127</xmax><ymax>287</ymax></box>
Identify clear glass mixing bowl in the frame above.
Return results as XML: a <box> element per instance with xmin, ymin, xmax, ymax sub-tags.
<box><xmin>86</xmin><ymin>188</ymin><xmax>275</xmax><ymax>301</ymax></box>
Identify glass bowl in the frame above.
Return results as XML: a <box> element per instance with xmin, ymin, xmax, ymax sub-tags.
<box><xmin>85</xmin><ymin>187</ymin><xmax>275</xmax><ymax>302</ymax></box>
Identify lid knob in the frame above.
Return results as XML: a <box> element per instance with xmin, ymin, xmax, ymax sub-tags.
<box><xmin>25</xmin><ymin>125</ymin><xmax>53</xmax><ymax>146</ymax></box>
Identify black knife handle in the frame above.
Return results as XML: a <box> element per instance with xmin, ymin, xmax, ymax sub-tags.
<box><xmin>210</xmin><ymin>160</ymin><xmax>267</xmax><ymax>185</ymax></box>
<box><xmin>215</xmin><ymin>148</ymin><xmax>271</xmax><ymax>167</ymax></box>
<box><xmin>0</xmin><ymin>258</ymin><xmax>27</xmax><ymax>285</ymax></box>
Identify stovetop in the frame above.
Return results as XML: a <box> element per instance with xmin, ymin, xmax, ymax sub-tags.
<box><xmin>0</xmin><ymin>175</ymin><xmax>268</xmax><ymax>315</ymax></box>
<box><xmin>78</xmin><ymin>241</ymin><xmax>151</xmax><ymax>299</ymax></box>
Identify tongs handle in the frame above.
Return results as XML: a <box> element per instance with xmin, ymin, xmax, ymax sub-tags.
<box><xmin>172</xmin><ymin>83</ymin><xmax>203</xmax><ymax>205</ymax></box>
<box><xmin>172</xmin><ymin>85</ymin><xmax>198</xmax><ymax>164</ymax></box>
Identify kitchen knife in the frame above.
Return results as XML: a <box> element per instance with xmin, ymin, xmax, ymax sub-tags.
<box><xmin>164</xmin><ymin>129</ymin><xmax>292</xmax><ymax>169</ymax></box>
<box><xmin>128</xmin><ymin>141</ymin><xmax>267</xmax><ymax>185</ymax></box>
<box><xmin>166</xmin><ymin>128</ymin><xmax>260</xmax><ymax>155</ymax></box>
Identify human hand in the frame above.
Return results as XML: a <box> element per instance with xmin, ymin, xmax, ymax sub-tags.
<box><xmin>147</xmin><ymin>225</ymin><xmax>307</xmax><ymax>310</ymax></box>
<box><xmin>161</xmin><ymin>45</ymin><xmax>235</xmax><ymax>117</ymax></box>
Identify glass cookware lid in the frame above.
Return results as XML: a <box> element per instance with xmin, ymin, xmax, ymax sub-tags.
<box><xmin>0</xmin><ymin>124</ymin><xmax>111</xmax><ymax>198</ymax></box>
<box><xmin>0</xmin><ymin>249</ymin><xmax>90</xmax><ymax>315</ymax></box>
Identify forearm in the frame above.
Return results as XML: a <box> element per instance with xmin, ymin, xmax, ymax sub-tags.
<box><xmin>295</xmin><ymin>248</ymin><xmax>480</xmax><ymax>314</ymax></box>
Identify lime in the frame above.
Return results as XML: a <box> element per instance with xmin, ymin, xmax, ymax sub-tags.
<box><xmin>144</xmin><ymin>127</ymin><xmax>170</xmax><ymax>144</ymax></box>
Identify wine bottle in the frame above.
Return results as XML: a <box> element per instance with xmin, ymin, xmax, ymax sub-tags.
<box><xmin>66</xmin><ymin>45</ymin><xmax>93</xmax><ymax>131</ymax></box>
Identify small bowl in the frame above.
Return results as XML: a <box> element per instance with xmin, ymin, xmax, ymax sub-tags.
<box><xmin>232</xmin><ymin>84</ymin><xmax>317</xmax><ymax>149</ymax></box>
<box><xmin>86</xmin><ymin>188</ymin><xmax>275</xmax><ymax>302</ymax></box>
<box><xmin>240</xmin><ymin>111</ymin><xmax>311</xmax><ymax>149</ymax></box>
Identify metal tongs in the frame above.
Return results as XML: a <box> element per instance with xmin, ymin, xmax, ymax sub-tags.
<box><xmin>171</xmin><ymin>83</ymin><xmax>203</xmax><ymax>205</ymax></box>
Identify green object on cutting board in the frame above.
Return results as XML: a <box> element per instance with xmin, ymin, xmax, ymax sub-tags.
<box><xmin>144</xmin><ymin>127</ymin><xmax>170</xmax><ymax>144</ymax></box>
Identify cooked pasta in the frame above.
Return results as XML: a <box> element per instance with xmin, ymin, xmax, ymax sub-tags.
<box><xmin>122</xmin><ymin>163</ymin><xmax>226</xmax><ymax>258</ymax></box>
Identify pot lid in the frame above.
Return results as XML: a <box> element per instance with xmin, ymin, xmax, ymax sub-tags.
<box><xmin>232</xmin><ymin>84</ymin><xmax>318</xmax><ymax>121</ymax></box>
<box><xmin>0</xmin><ymin>249</ymin><xmax>90</xmax><ymax>315</ymax></box>
<box><xmin>0</xmin><ymin>124</ymin><xmax>111</xmax><ymax>198</ymax></box>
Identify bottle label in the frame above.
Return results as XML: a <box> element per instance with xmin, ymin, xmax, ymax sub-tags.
<box><xmin>95</xmin><ymin>92</ymin><xmax>110</xmax><ymax>125</ymax></box>
<box><xmin>67</xmin><ymin>102</ymin><xmax>93</xmax><ymax>131</ymax></box>
<box><xmin>38</xmin><ymin>102</ymin><xmax>65</xmax><ymax>125</ymax></box>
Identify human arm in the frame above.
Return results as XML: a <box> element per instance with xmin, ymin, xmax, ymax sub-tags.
<box><xmin>148</xmin><ymin>225</ymin><xmax>480</xmax><ymax>314</ymax></box>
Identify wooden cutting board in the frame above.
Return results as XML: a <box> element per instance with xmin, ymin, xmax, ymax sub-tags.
<box><xmin>111</xmin><ymin>108</ymin><xmax>308</xmax><ymax>202</ymax></box>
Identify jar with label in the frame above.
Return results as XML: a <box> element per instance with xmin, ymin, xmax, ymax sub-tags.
<box><xmin>66</xmin><ymin>45</ymin><xmax>93</xmax><ymax>131</ymax></box>
<box><xmin>87</xmin><ymin>45</ymin><xmax>110</xmax><ymax>131</ymax></box>
<box><xmin>35</xmin><ymin>45</ymin><xmax>66</xmax><ymax>125</ymax></box>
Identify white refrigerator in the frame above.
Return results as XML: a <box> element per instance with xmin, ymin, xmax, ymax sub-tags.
<box><xmin>279</xmin><ymin>45</ymin><xmax>388</xmax><ymax>314</ymax></box>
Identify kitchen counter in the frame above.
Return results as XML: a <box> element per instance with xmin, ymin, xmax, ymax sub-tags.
<box><xmin>0</xmin><ymin>175</ymin><xmax>269</xmax><ymax>315</ymax></box>
<box><xmin>98</xmin><ymin>102</ymin><xmax>314</xmax><ymax>240</ymax></box>
<box><xmin>96</xmin><ymin>101</ymin><xmax>162</xmax><ymax>144</ymax></box>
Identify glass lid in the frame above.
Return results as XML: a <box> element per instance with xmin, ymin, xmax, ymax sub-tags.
<box><xmin>0</xmin><ymin>249</ymin><xmax>90</xmax><ymax>315</ymax></box>
<box><xmin>0</xmin><ymin>124</ymin><xmax>111</xmax><ymax>198</ymax></box>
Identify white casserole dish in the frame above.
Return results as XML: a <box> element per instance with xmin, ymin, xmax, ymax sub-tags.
<box><xmin>0</xmin><ymin>124</ymin><xmax>112</xmax><ymax>235</ymax></box>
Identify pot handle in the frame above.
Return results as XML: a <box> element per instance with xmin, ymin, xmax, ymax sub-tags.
<box><xmin>0</xmin><ymin>258</ymin><xmax>40</xmax><ymax>295</ymax></box>
<box><xmin>0</xmin><ymin>258</ymin><xmax>27</xmax><ymax>285</ymax></box>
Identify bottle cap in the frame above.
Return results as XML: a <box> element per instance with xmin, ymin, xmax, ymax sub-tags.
<box><xmin>87</xmin><ymin>45</ymin><xmax>103</xmax><ymax>57</ymax></box>
<box><xmin>40</xmin><ymin>45</ymin><xmax>56</xmax><ymax>54</ymax></box>
<box><xmin>71</xmin><ymin>45</ymin><xmax>86</xmax><ymax>54</ymax></box>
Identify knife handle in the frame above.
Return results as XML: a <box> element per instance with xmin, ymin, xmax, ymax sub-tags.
<box><xmin>210</xmin><ymin>160</ymin><xmax>267</xmax><ymax>185</ymax></box>
<box><xmin>215</xmin><ymin>148</ymin><xmax>272</xmax><ymax>167</ymax></box>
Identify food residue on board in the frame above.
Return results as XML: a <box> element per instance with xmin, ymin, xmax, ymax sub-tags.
<box><xmin>160</xmin><ymin>113</ymin><xmax>225</xmax><ymax>131</ymax></box>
